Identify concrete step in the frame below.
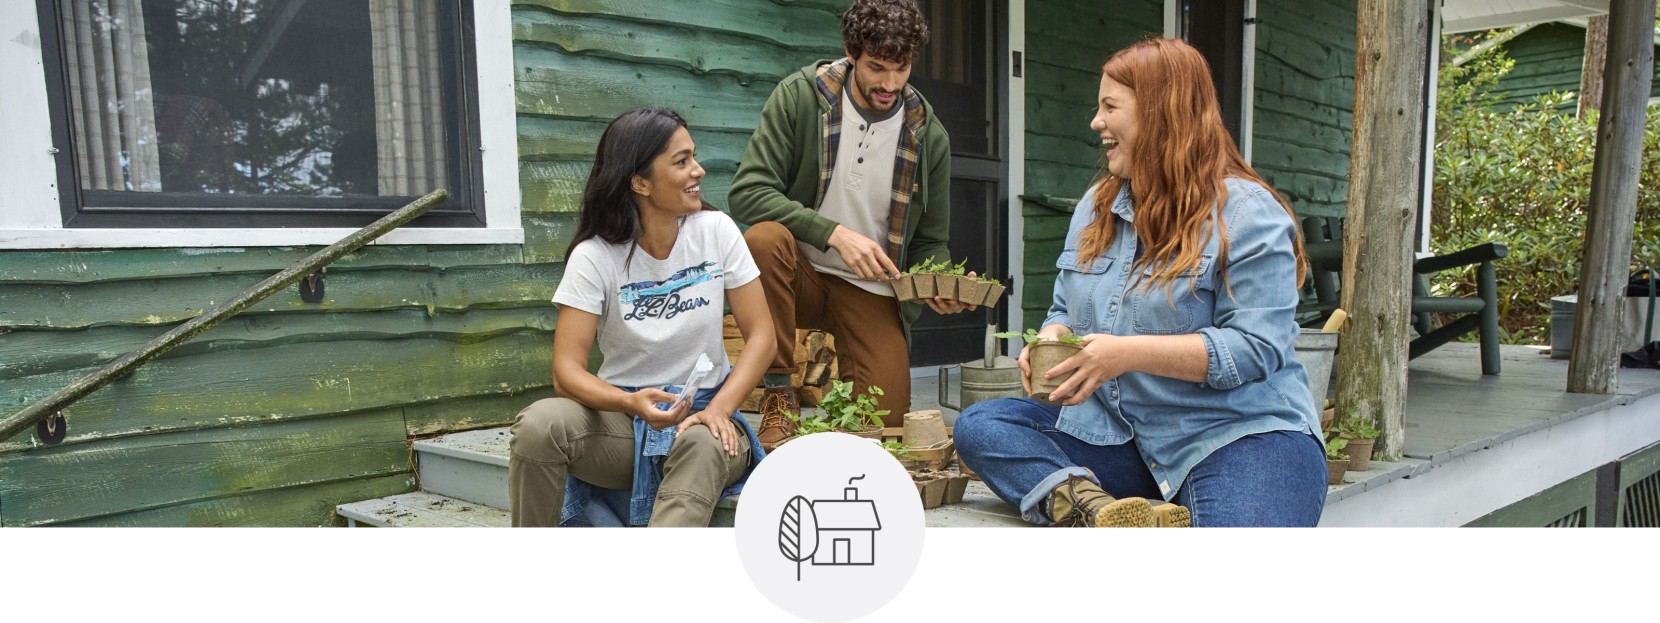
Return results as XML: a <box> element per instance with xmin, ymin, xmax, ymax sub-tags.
<box><xmin>337</xmin><ymin>491</ymin><xmax>510</xmax><ymax>527</ymax></box>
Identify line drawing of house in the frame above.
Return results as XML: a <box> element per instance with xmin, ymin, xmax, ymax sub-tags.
<box><xmin>810</xmin><ymin>476</ymin><xmax>882</xmax><ymax>566</ymax></box>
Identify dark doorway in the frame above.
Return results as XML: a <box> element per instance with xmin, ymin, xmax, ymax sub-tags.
<box><xmin>905</xmin><ymin>0</ymin><xmax>1009</xmax><ymax>367</ymax></box>
<box><xmin>1182</xmin><ymin>0</ymin><xmax>1247</xmax><ymax>148</ymax></box>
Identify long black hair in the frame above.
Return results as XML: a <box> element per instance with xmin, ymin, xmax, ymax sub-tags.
<box><xmin>565</xmin><ymin>107</ymin><xmax>715</xmax><ymax>266</ymax></box>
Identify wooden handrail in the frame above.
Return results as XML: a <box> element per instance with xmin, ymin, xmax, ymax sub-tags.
<box><xmin>0</xmin><ymin>189</ymin><xmax>448</xmax><ymax>445</ymax></box>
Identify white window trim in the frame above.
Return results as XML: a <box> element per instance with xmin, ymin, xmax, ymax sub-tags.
<box><xmin>1005</xmin><ymin>0</ymin><xmax>1026</xmax><ymax>342</ymax></box>
<box><xmin>0</xmin><ymin>0</ymin><xmax>522</xmax><ymax>249</ymax></box>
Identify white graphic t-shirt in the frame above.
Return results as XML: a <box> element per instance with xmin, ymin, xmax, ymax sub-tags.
<box><xmin>552</xmin><ymin>210</ymin><xmax>760</xmax><ymax>390</ymax></box>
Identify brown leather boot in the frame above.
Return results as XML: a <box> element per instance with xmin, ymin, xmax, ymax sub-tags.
<box><xmin>1047</xmin><ymin>475</ymin><xmax>1156</xmax><ymax>527</ymax></box>
<box><xmin>756</xmin><ymin>386</ymin><xmax>799</xmax><ymax>452</ymax></box>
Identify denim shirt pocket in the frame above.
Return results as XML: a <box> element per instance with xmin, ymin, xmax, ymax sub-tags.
<box><xmin>1129</xmin><ymin>253</ymin><xmax>1215</xmax><ymax>335</ymax></box>
<box><xmin>1056</xmin><ymin>249</ymin><xmax>1114</xmax><ymax>333</ymax></box>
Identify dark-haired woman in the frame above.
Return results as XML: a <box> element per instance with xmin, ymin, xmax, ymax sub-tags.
<box><xmin>508</xmin><ymin>108</ymin><xmax>775</xmax><ymax>527</ymax></box>
<box><xmin>954</xmin><ymin>38</ymin><xmax>1327</xmax><ymax>528</ymax></box>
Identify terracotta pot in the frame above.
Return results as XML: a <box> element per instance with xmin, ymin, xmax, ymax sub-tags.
<box><xmin>1344</xmin><ymin>437</ymin><xmax>1376</xmax><ymax>471</ymax></box>
<box><xmin>892</xmin><ymin>273</ymin><xmax>918</xmax><ymax>301</ymax></box>
<box><xmin>957</xmin><ymin>278</ymin><xmax>991</xmax><ymax>306</ymax></box>
<box><xmin>1326</xmin><ymin>458</ymin><xmax>1348</xmax><ymax>485</ymax></box>
<box><xmin>1028</xmin><ymin>340</ymin><xmax>1083</xmax><ymax>403</ymax></box>
<box><xmin>935</xmin><ymin>274</ymin><xmax>959</xmax><ymax>300</ymax></box>
<box><xmin>982</xmin><ymin>283</ymin><xmax>1006</xmax><ymax>307</ymax></box>
<box><xmin>913</xmin><ymin>273</ymin><xmax>937</xmax><ymax>299</ymax></box>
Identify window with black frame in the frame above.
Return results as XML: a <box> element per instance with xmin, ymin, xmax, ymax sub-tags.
<box><xmin>36</xmin><ymin>0</ymin><xmax>483</xmax><ymax>228</ymax></box>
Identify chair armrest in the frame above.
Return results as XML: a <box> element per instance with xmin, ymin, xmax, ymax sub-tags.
<box><xmin>1414</xmin><ymin>242</ymin><xmax>1508</xmax><ymax>275</ymax></box>
<box><xmin>1304</xmin><ymin>240</ymin><xmax>1343</xmax><ymax>268</ymax></box>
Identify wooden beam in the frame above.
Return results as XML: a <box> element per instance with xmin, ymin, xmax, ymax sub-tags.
<box><xmin>1336</xmin><ymin>0</ymin><xmax>1430</xmax><ymax>461</ymax></box>
<box><xmin>1579</xmin><ymin>14</ymin><xmax>1609</xmax><ymax>117</ymax></box>
<box><xmin>1567</xmin><ymin>0</ymin><xmax>1656</xmax><ymax>394</ymax></box>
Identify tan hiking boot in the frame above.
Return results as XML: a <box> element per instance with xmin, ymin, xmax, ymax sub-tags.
<box><xmin>756</xmin><ymin>386</ymin><xmax>799</xmax><ymax>452</ymax></box>
<box><xmin>1047</xmin><ymin>475</ymin><xmax>1155</xmax><ymax>527</ymax></box>
<box><xmin>1150</xmin><ymin>500</ymin><xmax>1193</xmax><ymax>527</ymax></box>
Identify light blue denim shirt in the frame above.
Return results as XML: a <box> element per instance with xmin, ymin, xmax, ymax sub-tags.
<box><xmin>1046</xmin><ymin>180</ymin><xmax>1321</xmax><ymax>501</ymax></box>
<box><xmin>558</xmin><ymin>372</ymin><xmax>766</xmax><ymax>527</ymax></box>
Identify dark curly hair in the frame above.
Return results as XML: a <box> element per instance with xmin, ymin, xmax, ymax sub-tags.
<box><xmin>840</xmin><ymin>0</ymin><xmax>930</xmax><ymax>63</ymax></box>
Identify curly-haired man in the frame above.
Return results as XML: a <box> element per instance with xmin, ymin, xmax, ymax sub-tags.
<box><xmin>730</xmin><ymin>0</ymin><xmax>971</xmax><ymax>450</ymax></box>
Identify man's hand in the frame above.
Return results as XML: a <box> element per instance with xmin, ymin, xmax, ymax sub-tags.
<box><xmin>827</xmin><ymin>225</ymin><xmax>900</xmax><ymax>282</ymax></box>
<box><xmin>677</xmin><ymin>408</ymin><xmax>742</xmax><ymax>457</ymax></box>
<box><xmin>631</xmin><ymin>388</ymin><xmax>692</xmax><ymax>430</ymax></box>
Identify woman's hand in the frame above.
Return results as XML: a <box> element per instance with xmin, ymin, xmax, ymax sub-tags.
<box><xmin>678</xmin><ymin>407</ymin><xmax>742</xmax><ymax>457</ymax></box>
<box><xmin>1045</xmin><ymin>333</ymin><xmax>1133</xmax><ymax>406</ymax></box>
<box><xmin>632</xmin><ymin>388</ymin><xmax>692</xmax><ymax>430</ymax></box>
<box><xmin>1016</xmin><ymin>324</ymin><xmax>1075</xmax><ymax>396</ymax></box>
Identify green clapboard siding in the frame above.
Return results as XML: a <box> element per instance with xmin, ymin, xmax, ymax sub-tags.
<box><xmin>0</xmin><ymin>410</ymin><xmax>411</xmax><ymax>526</ymax></box>
<box><xmin>0</xmin><ymin>0</ymin><xmax>857</xmax><ymax>526</ymax></box>
<box><xmin>1490</xmin><ymin>22</ymin><xmax>1660</xmax><ymax>111</ymax></box>
<box><xmin>1252</xmin><ymin>0</ymin><xmax>1355</xmax><ymax>219</ymax></box>
<box><xmin>1020</xmin><ymin>0</ymin><xmax>1161</xmax><ymax>330</ymax></box>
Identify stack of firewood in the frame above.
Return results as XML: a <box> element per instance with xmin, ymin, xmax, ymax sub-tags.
<box><xmin>723</xmin><ymin>315</ymin><xmax>837</xmax><ymax>411</ymax></box>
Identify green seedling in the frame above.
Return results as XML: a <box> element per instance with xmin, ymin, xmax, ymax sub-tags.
<box><xmin>995</xmin><ymin>328</ymin><xmax>1085</xmax><ymax>345</ymax></box>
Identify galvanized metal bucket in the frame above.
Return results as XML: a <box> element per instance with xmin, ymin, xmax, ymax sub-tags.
<box><xmin>1292</xmin><ymin>328</ymin><xmax>1339</xmax><ymax>407</ymax></box>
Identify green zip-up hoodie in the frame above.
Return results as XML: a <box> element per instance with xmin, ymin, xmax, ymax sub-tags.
<box><xmin>729</xmin><ymin>59</ymin><xmax>953</xmax><ymax>343</ymax></box>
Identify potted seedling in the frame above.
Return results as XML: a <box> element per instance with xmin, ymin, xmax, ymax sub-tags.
<box><xmin>891</xmin><ymin>267</ymin><xmax>919</xmax><ymax>301</ymax></box>
<box><xmin>933</xmin><ymin>258</ymin><xmax>968</xmax><ymax>301</ymax></box>
<box><xmin>1337</xmin><ymin>412</ymin><xmax>1381</xmax><ymax>472</ymax></box>
<box><xmin>996</xmin><ymin>328</ymin><xmax>1086</xmax><ymax>403</ymax></box>
<box><xmin>790</xmin><ymin>380</ymin><xmax>890</xmax><ymax>441</ymax></box>
<box><xmin>908</xmin><ymin>258</ymin><xmax>941</xmax><ymax>300</ymax></box>
<box><xmin>1325</xmin><ymin>436</ymin><xmax>1350</xmax><ymax>486</ymax></box>
<box><xmin>957</xmin><ymin>273</ymin><xmax>1004</xmax><ymax>308</ymax></box>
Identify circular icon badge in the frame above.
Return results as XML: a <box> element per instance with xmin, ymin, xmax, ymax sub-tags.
<box><xmin>734</xmin><ymin>432</ymin><xmax>924</xmax><ymax>622</ymax></box>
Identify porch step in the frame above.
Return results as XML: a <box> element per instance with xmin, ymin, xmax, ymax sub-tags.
<box><xmin>337</xmin><ymin>491</ymin><xmax>510</xmax><ymax>527</ymax></box>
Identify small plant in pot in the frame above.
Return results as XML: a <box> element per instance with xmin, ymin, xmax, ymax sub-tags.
<box><xmin>902</xmin><ymin>259</ymin><xmax>941</xmax><ymax>300</ymax></box>
<box><xmin>995</xmin><ymin>328</ymin><xmax>1086</xmax><ymax>404</ymax></box>
<box><xmin>1324</xmin><ymin>436</ymin><xmax>1349</xmax><ymax>486</ymax></box>
<box><xmin>789</xmin><ymin>380</ymin><xmax>890</xmax><ymax>441</ymax></box>
<box><xmin>958</xmin><ymin>274</ymin><xmax>1004</xmax><ymax>308</ymax></box>
<box><xmin>1337</xmin><ymin>413</ymin><xmax>1380</xmax><ymax>471</ymax></box>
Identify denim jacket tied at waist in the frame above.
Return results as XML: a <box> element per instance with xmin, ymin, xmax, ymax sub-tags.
<box><xmin>558</xmin><ymin>373</ymin><xmax>766</xmax><ymax>526</ymax></box>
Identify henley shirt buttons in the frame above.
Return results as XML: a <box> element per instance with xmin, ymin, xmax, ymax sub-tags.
<box><xmin>858</xmin><ymin>158</ymin><xmax>864</xmax><ymax>163</ymax></box>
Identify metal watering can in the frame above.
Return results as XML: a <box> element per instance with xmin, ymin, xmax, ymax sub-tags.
<box><xmin>938</xmin><ymin>324</ymin><xmax>1026</xmax><ymax>425</ymax></box>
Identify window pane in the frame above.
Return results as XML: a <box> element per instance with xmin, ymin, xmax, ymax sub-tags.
<box><xmin>910</xmin><ymin>0</ymin><xmax>993</xmax><ymax>157</ymax></box>
<box><xmin>61</xmin><ymin>0</ymin><xmax>449</xmax><ymax>199</ymax></box>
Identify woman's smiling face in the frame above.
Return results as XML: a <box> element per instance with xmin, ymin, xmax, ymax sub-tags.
<box><xmin>1090</xmin><ymin>74</ymin><xmax>1139</xmax><ymax>180</ymax></box>
<box><xmin>633</xmin><ymin>126</ymin><xmax>705</xmax><ymax>215</ymax></box>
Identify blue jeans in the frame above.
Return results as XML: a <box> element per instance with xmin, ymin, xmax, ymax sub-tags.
<box><xmin>954</xmin><ymin>398</ymin><xmax>1327</xmax><ymax>527</ymax></box>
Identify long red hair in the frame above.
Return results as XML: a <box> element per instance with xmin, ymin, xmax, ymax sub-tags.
<box><xmin>1080</xmin><ymin>38</ymin><xmax>1305</xmax><ymax>294</ymax></box>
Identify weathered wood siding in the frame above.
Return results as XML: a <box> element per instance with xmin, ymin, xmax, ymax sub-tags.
<box><xmin>1019</xmin><ymin>0</ymin><xmax>1162</xmax><ymax>330</ymax></box>
<box><xmin>1252</xmin><ymin>0</ymin><xmax>1355</xmax><ymax>219</ymax></box>
<box><xmin>0</xmin><ymin>0</ymin><xmax>846</xmax><ymax>526</ymax></box>
<box><xmin>1490</xmin><ymin>22</ymin><xmax>1660</xmax><ymax>111</ymax></box>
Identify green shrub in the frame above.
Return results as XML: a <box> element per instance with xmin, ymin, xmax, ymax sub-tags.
<box><xmin>1431</xmin><ymin>35</ymin><xmax>1660</xmax><ymax>345</ymax></box>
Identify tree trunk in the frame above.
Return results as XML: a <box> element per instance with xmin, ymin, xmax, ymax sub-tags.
<box><xmin>1568</xmin><ymin>0</ymin><xmax>1656</xmax><ymax>394</ymax></box>
<box><xmin>1579</xmin><ymin>15</ymin><xmax>1609</xmax><ymax>118</ymax></box>
<box><xmin>1337</xmin><ymin>0</ymin><xmax>1430</xmax><ymax>461</ymax></box>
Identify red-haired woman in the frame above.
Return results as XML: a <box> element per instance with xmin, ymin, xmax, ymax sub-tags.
<box><xmin>954</xmin><ymin>38</ymin><xmax>1326</xmax><ymax>527</ymax></box>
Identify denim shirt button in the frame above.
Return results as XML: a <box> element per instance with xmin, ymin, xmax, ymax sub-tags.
<box><xmin>1150</xmin><ymin>462</ymin><xmax>1158</xmax><ymax>469</ymax></box>
<box><xmin>1110</xmin><ymin>390</ymin><xmax>1118</xmax><ymax>399</ymax></box>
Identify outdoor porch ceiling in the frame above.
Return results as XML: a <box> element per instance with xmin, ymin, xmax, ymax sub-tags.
<box><xmin>1443</xmin><ymin>0</ymin><xmax>1609</xmax><ymax>34</ymax></box>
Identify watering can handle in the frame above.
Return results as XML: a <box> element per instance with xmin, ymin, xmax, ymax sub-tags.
<box><xmin>938</xmin><ymin>365</ymin><xmax>961</xmax><ymax>412</ymax></box>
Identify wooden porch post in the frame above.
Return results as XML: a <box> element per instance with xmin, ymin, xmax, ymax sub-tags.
<box><xmin>1337</xmin><ymin>0</ymin><xmax>1430</xmax><ymax>461</ymax></box>
<box><xmin>1567</xmin><ymin>0</ymin><xmax>1656</xmax><ymax>394</ymax></box>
